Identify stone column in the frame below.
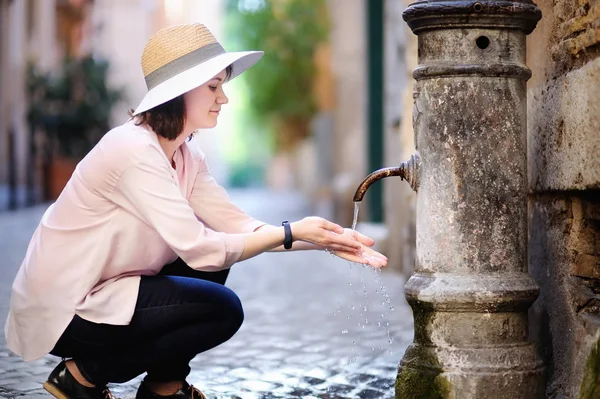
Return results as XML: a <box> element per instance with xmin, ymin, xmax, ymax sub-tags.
<box><xmin>395</xmin><ymin>1</ymin><xmax>545</xmax><ymax>398</ymax></box>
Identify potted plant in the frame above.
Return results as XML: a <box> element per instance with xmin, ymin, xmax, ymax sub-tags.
<box><xmin>27</xmin><ymin>56</ymin><xmax>124</xmax><ymax>200</ymax></box>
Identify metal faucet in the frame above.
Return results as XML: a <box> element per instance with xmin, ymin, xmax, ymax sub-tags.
<box><xmin>353</xmin><ymin>152</ymin><xmax>420</xmax><ymax>202</ymax></box>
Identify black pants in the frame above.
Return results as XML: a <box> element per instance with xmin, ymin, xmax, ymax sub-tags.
<box><xmin>50</xmin><ymin>259</ymin><xmax>243</xmax><ymax>386</ymax></box>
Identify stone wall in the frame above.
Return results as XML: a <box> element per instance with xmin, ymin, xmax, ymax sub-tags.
<box><xmin>527</xmin><ymin>0</ymin><xmax>600</xmax><ymax>397</ymax></box>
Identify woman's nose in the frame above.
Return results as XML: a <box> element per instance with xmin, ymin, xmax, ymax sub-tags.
<box><xmin>217</xmin><ymin>90</ymin><xmax>229</xmax><ymax>105</ymax></box>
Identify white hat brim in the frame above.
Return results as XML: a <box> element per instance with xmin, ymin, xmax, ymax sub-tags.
<box><xmin>132</xmin><ymin>50</ymin><xmax>263</xmax><ymax>115</ymax></box>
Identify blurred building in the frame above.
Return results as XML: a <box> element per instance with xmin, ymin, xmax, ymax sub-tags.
<box><xmin>294</xmin><ymin>0</ymin><xmax>415</xmax><ymax>273</ymax></box>
<box><xmin>288</xmin><ymin>0</ymin><xmax>377</xmax><ymax>222</ymax></box>
<box><xmin>0</xmin><ymin>0</ymin><xmax>59</xmax><ymax>210</ymax></box>
<box><xmin>0</xmin><ymin>0</ymin><xmax>229</xmax><ymax>211</ymax></box>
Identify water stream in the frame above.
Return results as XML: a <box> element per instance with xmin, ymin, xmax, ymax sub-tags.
<box><xmin>339</xmin><ymin>202</ymin><xmax>396</xmax><ymax>361</ymax></box>
<box><xmin>351</xmin><ymin>201</ymin><xmax>360</xmax><ymax>231</ymax></box>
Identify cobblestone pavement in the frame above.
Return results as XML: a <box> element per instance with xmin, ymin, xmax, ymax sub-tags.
<box><xmin>0</xmin><ymin>189</ymin><xmax>413</xmax><ymax>399</ymax></box>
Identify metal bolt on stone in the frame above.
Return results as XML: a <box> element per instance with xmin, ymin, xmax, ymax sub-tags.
<box><xmin>354</xmin><ymin>1</ymin><xmax>544</xmax><ymax>397</ymax></box>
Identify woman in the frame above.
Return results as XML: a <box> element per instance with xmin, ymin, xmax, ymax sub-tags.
<box><xmin>5</xmin><ymin>23</ymin><xmax>387</xmax><ymax>399</ymax></box>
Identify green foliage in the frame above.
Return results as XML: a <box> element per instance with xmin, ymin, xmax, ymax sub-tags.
<box><xmin>225</xmin><ymin>0</ymin><xmax>329</xmax><ymax>148</ymax></box>
<box><xmin>26</xmin><ymin>56</ymin><xmax>124</xmax><ymax>160</ymax></box>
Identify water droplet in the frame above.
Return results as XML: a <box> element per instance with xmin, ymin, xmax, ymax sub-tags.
<box><xmin>371</xmin><ymin>347</ymin><xmax>375</xmax><ymax>351</ymax></box>
<box><xmin>341</xmin><ymin>329</ymin><xmax>348</xmax><ymax>334</ymax></box>
<box><xmin>352</xmin><ymin>341</ymin><xmax>356</xmax><ymax>345</ymax></box>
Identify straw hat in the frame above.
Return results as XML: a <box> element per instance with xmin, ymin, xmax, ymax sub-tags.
<box><xmin>132</xmin><ymin>23</ymin><xmax>263</xmax><ymax>115</ymax></box>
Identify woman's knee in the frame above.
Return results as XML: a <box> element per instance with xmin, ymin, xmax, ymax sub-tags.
<box><xmin>139</xmin><ymin>276</ymin><xmax>244</xmax><ymax>337</ymax></box>
<box><xmin>216</xmin><ymin>286</ymin><xmax>244</xmax><ymax>336</ymax></box>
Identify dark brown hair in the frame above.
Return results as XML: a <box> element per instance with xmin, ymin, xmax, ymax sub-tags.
<box><xmin>129</xmin><ymin>65</ymin><xmax>234</xmax><ymax>141</ymax></box>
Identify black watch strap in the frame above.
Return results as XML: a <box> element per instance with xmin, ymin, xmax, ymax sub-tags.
<box><xmin>282</xmin><ymin>221</ymin><xmax>293</xmax><ymax>250</ymax></box>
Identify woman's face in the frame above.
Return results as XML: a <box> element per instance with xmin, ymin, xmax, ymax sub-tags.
<box><xmin>184</xmin><ymin>69</ymin><xmax>229</xmax><ymax>130</ymax></box>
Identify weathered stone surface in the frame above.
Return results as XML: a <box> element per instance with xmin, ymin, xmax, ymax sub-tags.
<box><xmin>528</xmin><ymin>57</ymin><xmax>600</xmax><ymax>192</ymax></box>
<box><xmin>529</xmin><ymin>193</ymin><xmax>600</xmax><ymax>398</ymax></box>
<box><xmin>527</xmin><ymin>0</ymin><xmax>600</xmax><ymax>82</ymax></box>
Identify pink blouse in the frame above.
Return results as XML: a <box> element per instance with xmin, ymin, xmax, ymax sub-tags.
<box><xmin>4</xmin><ymin>121</ymin><xmax>265</xmax><ymax>361</ymax></box>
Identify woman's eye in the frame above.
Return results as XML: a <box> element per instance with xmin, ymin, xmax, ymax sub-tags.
<box><xmin>209</xmin><ymin>86</ymin><xmax>217</xmax><ymax>91</ymax></box>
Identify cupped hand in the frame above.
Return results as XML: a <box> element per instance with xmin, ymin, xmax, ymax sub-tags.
<box><xmin>291</xmin><ymin>217</ymin><xmax>362</xmax><ymax>255</ymax></box>
<box><xmin>327</xmin><ymin>231</ymin><xmax>388</xmax><ymax>269</ymax></box>
<box><xmin>331</xmin><ymin>245</ymin><xmax>388</xmax><ymax>268</ymax></box>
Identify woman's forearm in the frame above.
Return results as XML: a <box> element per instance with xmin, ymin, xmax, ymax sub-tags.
<box><xmin>236</xmin><ymin>226</ymin><xmax>287</xmax><ymax>261</ymax></box>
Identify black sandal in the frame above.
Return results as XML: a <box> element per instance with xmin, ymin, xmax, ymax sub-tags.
<box><xmin>43</xmin><ymin>360</ymin><xmax>118</xmax><ymax>399</ymax></box>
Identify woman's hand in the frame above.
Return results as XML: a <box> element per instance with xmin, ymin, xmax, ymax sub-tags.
<box><xmin>327</xmin><ymin>229</ymin><xmax>388</xmax><ymax>269</ymax></box>
<box><xmin>290</xmin><ymin>217</ymin><xmax>363</xmax><ymax>255</ymax></box>
<box><xmin>329</xmin><ymin>245</ymin><xmax>388</xmax><ymax>269</ymax></box>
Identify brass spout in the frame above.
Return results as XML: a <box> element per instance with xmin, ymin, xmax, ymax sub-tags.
<box><xmin>353</xmin><ymin>152</ymin><xmax>420</xmax><ymax>202</ymax></box>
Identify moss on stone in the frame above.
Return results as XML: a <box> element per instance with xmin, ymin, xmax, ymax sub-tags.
<box><xmin>579</xmin><ymin>336</ymin><xmax>600</xmax><ymax>399</ymax></box>
<box><xmin>395</xmin><ymin>363</ymin><xmax>452</xmax><ymax>399</ymax></box>
<box><xmin>395</xmin><ymin>304</ymin><xmax>452</xmax><ymax>399</ymax></box>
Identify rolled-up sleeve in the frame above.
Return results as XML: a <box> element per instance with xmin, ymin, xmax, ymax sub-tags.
<box><xmin>113</xmin><ymin>148</ymin><xmax>244</xmax><ymax>271</ymax></box>
<box><xmin>189</xmin><ymin>159</ymin><xmax>266</xmax><ymax>234</ymax></box>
